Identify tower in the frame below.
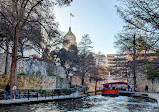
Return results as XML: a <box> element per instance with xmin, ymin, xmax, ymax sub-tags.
<box><xmin>63</xmin><ymin>27</ymin><xmax>77</xmax><ymax>50</ymax></box>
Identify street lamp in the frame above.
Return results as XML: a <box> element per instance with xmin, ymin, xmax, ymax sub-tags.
<box><xmin>68</xmin><ymin>73</ymin><xmax>73</xmax><ymax>88</ymax></box>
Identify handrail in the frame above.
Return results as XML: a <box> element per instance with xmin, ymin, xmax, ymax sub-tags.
<box><xmin>12</xmin><ymin>88</ymin><xmax>78</xmax><ymax>100</ymax></box>
<box><xmin>17</xmin><ymin>88</ymin><xmax>75</xmax><ymax>90</ymax></box>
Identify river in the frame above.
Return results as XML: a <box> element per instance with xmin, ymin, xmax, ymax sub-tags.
<box><xmin>0</xmin><ymin>95</ymin><xmax>158</xmax><ymax>112</ymax></box>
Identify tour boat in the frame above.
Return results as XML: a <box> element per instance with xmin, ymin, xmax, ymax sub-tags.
<box><xmin>102</xmin><ymin>82</ymin><xmax>127</xmax><ymax>97</ymax></box>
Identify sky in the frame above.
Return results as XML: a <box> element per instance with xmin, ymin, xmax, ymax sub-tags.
<box><xmin>54</xmin><ymin>0</ymin><xmax>125</xmax><ymax>55</ymax></box>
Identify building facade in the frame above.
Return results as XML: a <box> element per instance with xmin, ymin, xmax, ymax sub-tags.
<box><xmin>94</xmin><ymin>54</ymin><xmax>107</xmax><ymax>68</ymax></box>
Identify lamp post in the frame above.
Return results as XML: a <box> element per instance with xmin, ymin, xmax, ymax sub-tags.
<box><xmin>68</xmin><ymin>73</ymin><xmax>73</xmax><ymax>88</ymax></box>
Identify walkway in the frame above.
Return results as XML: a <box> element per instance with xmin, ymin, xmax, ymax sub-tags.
<box><xmin>119</xmin><ymin>91</ymin><xmax>159</xmax><ymax>107</ymax></box>
<box><xmin>0</xmin><ymin>93</ymin><xmax>87</xmax><ymax>105</ymax></box>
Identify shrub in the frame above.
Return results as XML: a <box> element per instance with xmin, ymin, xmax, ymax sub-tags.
<box><xmin>18</xmin><ymin>73</ymin><xmax>27</xmax><ymax>76</ymax></box>
<box><xmin>47</xmin><ymin>71</ymin><xmax>56</xmax><ymax>76</ymax></box>
<box><xmin>47</xmin><ymin>71</ymin><xmax>60</xmax><ymax>77</ymax></box>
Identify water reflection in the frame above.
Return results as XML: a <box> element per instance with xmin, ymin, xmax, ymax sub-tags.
<box><xmin>0</xmin><ymin>95</ymin><xmax>158</xmax><ymax>112</ymax></box>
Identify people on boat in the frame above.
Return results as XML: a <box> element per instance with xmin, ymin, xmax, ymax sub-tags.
<box><xmin>120</xmin><ymin>86</ymin><xmax>122</xmax><ymax>91</ymax></box>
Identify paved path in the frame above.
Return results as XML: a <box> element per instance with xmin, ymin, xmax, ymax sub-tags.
<box><xmin>0</xmin><ymin>93</ymin><xmax>87</xmax><ymax>105</ymax></box>
<box><xmin>147</xmin><ymin>93</ymin><xmax>159</xmax><ymax>107</ymax></box>
<box><xmin>119</xmin><ymin>91</ymin><xmax>159</xmax><ymax>107</ymax></box>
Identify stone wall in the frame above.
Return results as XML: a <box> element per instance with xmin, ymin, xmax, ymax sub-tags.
<box><xmin>17</xmin><ymin>59</ymin><xmax>48</xmax><ymax>76</ymax></box>
<box><xmin>0</xmin><ymin>53</ymin><xmax>11</xmax><ymax>74</ymax></box>
<box><xmin>127</xmin><ymin>58</ymin><xmax>159</xmax><ymax>92</ymax></box>
<box><xmin>0</xmin><ymin>75</ymin><xmax>56</xmax><ymax>89</ymax></box>
<box><xmin>0</xmin><ymin>53</ymin><xmax>69</xmax><ymax>88</ymax></box>
<box><xmin>0</xmin><ymin>53</ymin><xmax>67</xmax><ymax>77</ymax></box>
<box><xmin>0</xmin><ymin>53</ymin><xmax>48</xmax><ymax>76</ymax></box>
<box><xmin>72</xmin><ymin>75</ymin><xmax>104</xmax><ymax>92</ymax></box>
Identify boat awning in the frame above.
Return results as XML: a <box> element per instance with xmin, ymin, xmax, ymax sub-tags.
<box><xmin>103</xmin><ymin>82</ymin><xmax>127</xmax><ymax>86</ymax></box>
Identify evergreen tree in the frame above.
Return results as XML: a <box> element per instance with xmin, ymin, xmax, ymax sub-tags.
<box><xmin>77</xmin><ymin>34</ymin><xmax>95</xmax><ymax>85</ymax></box>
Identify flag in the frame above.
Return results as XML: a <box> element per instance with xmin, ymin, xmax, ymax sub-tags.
<box><xmin>70</xmin><ymin>13</ymin><xmax>74</xmax><ymax>17</ymax></box>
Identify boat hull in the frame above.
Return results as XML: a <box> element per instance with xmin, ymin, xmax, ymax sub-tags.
<box><xmin>102</xmin><ymin>90</ymin><xmax>119</xmax><ymax>97</ymax></box>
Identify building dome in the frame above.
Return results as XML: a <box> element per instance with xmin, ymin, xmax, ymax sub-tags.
<box><xmin>63</xmin><ymin>27</ymin><xmax>77</xmax><ymax>50</ymax></box>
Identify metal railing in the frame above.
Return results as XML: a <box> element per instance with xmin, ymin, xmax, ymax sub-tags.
<box><xmin>18</xmin><ymin>88</ymin><xmax>78</xmax><ymax>100</ymax></box>
<box><xmin>2</xmin><ymin>88</ymin><xmax>79</xmax><ymax>100</ymax></box>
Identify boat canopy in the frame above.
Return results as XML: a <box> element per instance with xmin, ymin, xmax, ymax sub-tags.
<box><xmin>103</xmin><ymin>82</ymin><xmax>127</xmax><ymax>86</ymax></box>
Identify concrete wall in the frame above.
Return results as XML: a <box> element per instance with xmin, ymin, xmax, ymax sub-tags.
<box><xmin>127</xmin><ymin>58</ymin><xmax>159</xmax><ymax>92</ymax></box>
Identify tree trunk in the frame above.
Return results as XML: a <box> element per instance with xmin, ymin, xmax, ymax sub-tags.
<box><xmin>152</xmin><ymin>79</ymin><xmax>154</xmax><ymax>92</ymax></box>
<box><xmin>10</xmin><ymin>27</ymin><xmax>19</xmax><ymax>89</ymax></box>
<box><xmin>4</xmin><ymin>38</ymin><xmax>9</xmax><ymax>75</ymax></box>
<box><xmin>70</xmin><ymin>76</ymin><xmax>72</xmax><ymax>88</ymax></box>
<box><xmin>95</xmin><ymin>80</ymin><xmax>98</xmax><ymax>95</ymax></box>
<box><xmin>10</xmin><ymin>55</ymin><xmax>17</xmax><ymax>88</ymax></box>
<box><xmin>133</xmin><ymin>34</ymin><xmax>137</xmax><ymax>91</ymax></box>
<box><xmin>81</xmin><ymin>74</ymin><xmax>84</xmax><ymax>85</ymax></box>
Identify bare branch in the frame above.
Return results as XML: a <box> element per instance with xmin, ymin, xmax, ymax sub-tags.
<box><xmin>20</xmin><ymin>0</ymin><xmax>43</xmax><ymax>29</ymax></box>
<box><xmin>0</xmin><ymin>12</ymin><xmax>12</xmax><ymax>25</ymax></box>
<box><xmin>0</xmin><ymin>45</ymin><xmax>12</xmax><ymax>55</ymax></box>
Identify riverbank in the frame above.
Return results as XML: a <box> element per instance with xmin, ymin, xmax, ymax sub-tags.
<box><xmin>119</xmin><ymin>91</ymin><xmax>159</xmax><ymax>108</ymax></box>
<box><xmin>148</xmin><ymin>93</ymin><xmax>159</xmax><ymax>107</ymax></box>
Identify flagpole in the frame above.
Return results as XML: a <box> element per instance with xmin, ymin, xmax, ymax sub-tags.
<box><xmin>70</xmin><ymin>13</ymin><xmax>71</xmax><ymax>27</ymax></box>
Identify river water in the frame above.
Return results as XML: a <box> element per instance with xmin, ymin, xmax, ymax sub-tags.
<box><xmin>0</xmin><ymin>95</ymin><xmax>158</xmax><ymax>112</ymax></box>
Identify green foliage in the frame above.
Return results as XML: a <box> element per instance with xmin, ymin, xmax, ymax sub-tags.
<box><xmin>47</xmin><ymin>71</ymin><xmax>57</xmax><ymax>77</ymax></box>
<box><xmin>32</xmin><ymin>70</ymin><xmax>41</xmax><ymax>76</ymax></box>
<box><xmin>18</xmin><ymin>73</ymin><xmax>27</xmax><ymax>76</ymax></box>
<box><xmin>0</xmin><ymin>92</ymin><xmax>5</xmax><ymax>100</ymax></box>
<box><xmin>0</xmin><ymin>85</ymin><xmax>5</xmax><ymax>89</ymax></box>
<box><xmin>142</xmin><ymin>94</ymin><xmax>148</xmax><ymax>96</ymax></box>
<box><xmin>57</xmin><ymin>45</ymin><xmax>79</xmax><ymax>69</ymax></box>
<box><xmin>137</xmin><ymin>36</ymin><xmax>151</xmax><ymax>52</ymax></box>
<box><xmin>148</xmin><ymin>58</ymin><xmax>153</xmax><ymax>63</ymax></box>
<box><xmin>78</xmin><ymin>34</ymin><xmax>93</xmax><ymax>54</ymax></box>
<box><xmin>35</xmin><ymin>70</ymin><xmax>41</xmax><ymax>76</ymax></box>
<box><xmin>155</xmin><ymin>49</ymin><xmax>159</xmax><ymax>55</ymax></box>
<box><xmin>47</xmin><ymin>70</ymin><xmax>60</xmax><ymax>77</ymax></box>
<box><xmin>72</xmin><ymin>85</ymin><xmax>89</xmax><ymax>93</ymax></box>
<box><xmin>145</xmin><ymin>64</ymin><xmax>159</xmax><ymax>81</ymax></box>
<box><xmin>40</xmin><ymin>90</ymin><xmax>46</xmax><ymax>94</ymax></box>
<box><xmin>51</xmin><ymin>88</ymin><xmax>74</xmax><ymax>95</ymax></box>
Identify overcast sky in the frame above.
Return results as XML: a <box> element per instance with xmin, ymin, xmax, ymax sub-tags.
<box><xmin>54</xmin><ymin>0</ymin><xmax>125</xmax><ymax>55</ymax></box>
